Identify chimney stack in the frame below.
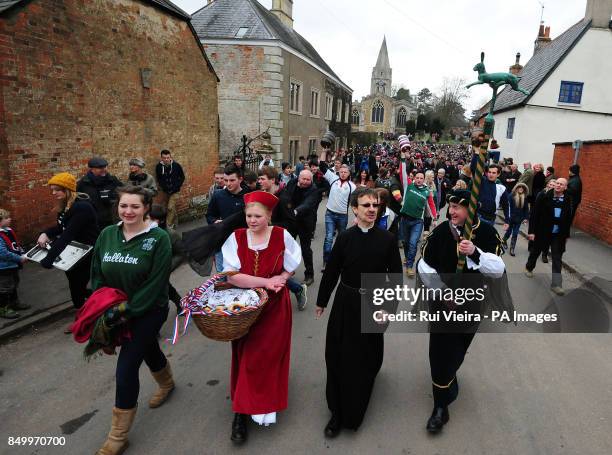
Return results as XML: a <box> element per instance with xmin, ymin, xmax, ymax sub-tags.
<box><xmin>585</xmin><ymin>0</ymin><xmax>612</xmax><ymax>28</ymax></box>
<box><xmin>509</xmin><ymin>52</ymin><xmax>523</xmax><ymax>75</ymax></box>
<box><xmin>271</xmin><ymin>0</ymin><xmax>294</xmax><ymax>29</ymax></box>
<box><xmin>534</xmin><ymin>21</ymin><xmax>552</xmax><ymax>53</ymax></box>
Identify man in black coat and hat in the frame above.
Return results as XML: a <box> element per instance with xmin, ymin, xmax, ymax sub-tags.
<box><xmin>76</xmin><ymin>157</ymin><xmax>123</xmax><ymax>228</ymax></box>
<box><xmin>417</xmin><ymin>188</ymin><xmax>506</xmax><ymax>434</ymax></box>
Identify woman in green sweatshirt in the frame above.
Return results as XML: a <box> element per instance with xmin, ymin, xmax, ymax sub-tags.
<box><xmin>90</xmin><ymin>186</ymin><xmax>173</xmax><ymax>455</ymax></box>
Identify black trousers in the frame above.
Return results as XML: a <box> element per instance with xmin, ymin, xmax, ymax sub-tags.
<box><xmin>429</xmin><ymin>332</ymin><xmax>476</xmax><ymax>408</ymax></box>
<box><xmin>526</xmin><ymin>235</ymin><xmax>564</xmax><ymax>287</ymax></box>
<box><xmin>116</xmin><ymin>306</ymin><xmax>169</xmax><ymax>409</ymax></box>
<box><xmin>65</xmin><ymin>255</ymin><xmax>92</xmax><ymax>309</ymax></box>
<box><xmin>297</xmin><ymin>225</ymin><xmax>314</xmax><ymax>278</ymax></box>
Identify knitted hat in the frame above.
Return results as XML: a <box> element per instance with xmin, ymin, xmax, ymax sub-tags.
<box><xmin>129</xmin><ymin>157</ymin><xmax>145</xmax><ymax>168</ymax></box>
<box><xmin>48</xmin><ymin>172</ymin><xmax>77</xmax><ymax>192</ymax></box>
<box><xmin>320</xmin><ymin>130</ymin><xmax>336</xmax><ymax>148</ymax></box>
<box><xmin>398</xmin><ymin>135</ymin><xmax>411</xmax><ymax>150</ymax></box>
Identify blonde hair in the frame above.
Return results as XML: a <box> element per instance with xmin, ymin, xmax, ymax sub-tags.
<box><xmin>511</xmin><ymin>184</ymin><xmax>527</xmax><ymax>209</ymax></box>
<box><xmin>245</xmin><ymin>202</ymin><xmax>273</xmax><ymax>218</ymax></box>
<box><xmin>0</xmin><ymin>208</ymin><xmax>10</xmax><ymax>221</ymax></box>
<box><xmin>453</xmin><ymin>180</ymin><xmax>467</xmax><ymax>190</ymax></box>
<box><xmin>424</xmin><ymin>170</ymin><xmax>436</xmax><ymax>191</ymax></box>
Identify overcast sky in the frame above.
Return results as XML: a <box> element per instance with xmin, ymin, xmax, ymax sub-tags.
<box><xmin>174</xmin><ymin>0</ymin><xmax>587</xmax><ymax>112</ymax></box>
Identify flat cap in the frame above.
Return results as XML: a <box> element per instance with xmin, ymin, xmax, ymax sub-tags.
<box><xmin>88</xmin><ymin>157</ymin><xmax>108</xmax><ymax>168</ymax></box>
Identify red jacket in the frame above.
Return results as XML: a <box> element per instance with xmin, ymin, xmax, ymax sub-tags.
<box><xmin>71</xmin><ymin>287</ymin><xmax>128</xmax><ymax>343</ymax></box>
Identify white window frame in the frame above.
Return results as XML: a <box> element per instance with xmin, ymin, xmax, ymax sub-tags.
<box><xmin>344</xmin><ymin>103</ymin><xmax>350</xmax><ymax>125</ymax></box>
<box><xmin>336</xmin><ymin>99</ymin><xmax>343</xmax><ymax>122</ymax></box>
<box><xmin>289</xmin><ymin>78</ymin><xmax>303</xmax><ymax>115</ymax></box>
<box><xmin>506</xmin><ymin>117</ymin><xmax>515</xmax><ymax>139</ymax></box>
<box><xmin>325</xmin><ymin>93</ymin><xmax>333</xmax><ymax>121</ymax></box>
<box><xmin>310</xmin><ymin>88</ymin><xmax>320</xmax><ymax>118</ymax></box>
<box><xmin>351</xmin><ymin>108</ymin><xmax>360</xmax><ymax>125</ymax></box>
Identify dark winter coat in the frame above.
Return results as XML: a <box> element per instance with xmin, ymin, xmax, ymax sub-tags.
<box><xmin>528</xmin><ymin>190</ymin><xmax>573</xmax><ymax>251</ymax></box>
<box><xmin>567</xmin><ymin>175</ymin><xmax>582</xmax><ymax>208</ymax></box>
<box><xmin>155</xmin><ymin>161</ymin><xmax>185</xmax><ymax>195</ymax></box>
<box><xmin>76</xmin><ymin>172</ymin><xmax>123</xmax><ymax>228</ymax></box>
<box><xmin>42</xmin><ymin>197</ymin><xmax>100</xmax><ymax>268</ymax></box>
<box><xmin>276</xmin><ymin>179</ymin><xmax>320</xmax><ymax>236</ymax></box>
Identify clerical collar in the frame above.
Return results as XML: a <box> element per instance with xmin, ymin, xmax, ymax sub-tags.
<box><xmin>358</xmin><ymin>224</ymin><xmax>374</xmax><ymax>233</ymax></box>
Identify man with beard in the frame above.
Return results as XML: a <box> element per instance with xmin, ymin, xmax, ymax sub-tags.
<box><xmin>316</xmin><ymin>188</ymin><xmax>402</xmax><ymax>437</ymax></box>
<box><xmin>418</xmin><ymin>189</ymin><xmax>505</xmax><ymax>433</ymax></box>
<box><xmin>77</xmin><ymin>157</ymin><xmax>123</xmax><ymax>228</ymax></box>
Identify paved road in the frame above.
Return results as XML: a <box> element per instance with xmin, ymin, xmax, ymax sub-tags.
<box><xmin>1</xmin><ymin>205</ymin><xmax>612</xmax><ymax>455</ymax></box>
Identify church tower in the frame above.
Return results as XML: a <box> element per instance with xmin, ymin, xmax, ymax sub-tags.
<box><xmin>371</xmin><ymin>36</ymin><xmax>392</xmax><ymax>97</ymax></box>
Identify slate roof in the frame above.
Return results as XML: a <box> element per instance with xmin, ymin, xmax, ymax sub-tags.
<box><xmin>1</xmin><ymin>0</ymin><xmax>190</xmax><ymax>19</ymax></box>
<box><xmin>492</xmin><ymin>19</ymin><xmax>591</xmax><ymax>114</ymax></box>
<box><xmin>192</xmin><ymin>0</ymin><xmax>351</xmax><ymax>91</ymax></box>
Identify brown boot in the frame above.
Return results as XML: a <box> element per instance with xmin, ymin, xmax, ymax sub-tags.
<box><xmin>96</xmin><ymin>406</ymin><xmax>137</xmax><ymax>455</ymax></box>
<box><xmin>148</xmin><ymin>363</ymin><xmax>175</xmax><ymax>408</ymax></box>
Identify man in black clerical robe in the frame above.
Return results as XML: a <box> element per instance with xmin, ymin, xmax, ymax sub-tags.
<box><xmin>417</xmin><ymin>189</ymin><xmax>506</xmax><ymax>433</ymax></box>
<box><xmin>316</xmin><ymin>188</ymin><xmax>403</xmax><ymax>438</ymax></box>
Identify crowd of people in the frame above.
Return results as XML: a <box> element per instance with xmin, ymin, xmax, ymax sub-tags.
<box><xmin>0</xmin><ymin>131</ymin><xmax>585</xmax><ymax>453</ymax></box>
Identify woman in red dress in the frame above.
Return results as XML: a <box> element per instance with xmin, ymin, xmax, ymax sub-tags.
<box><xmin>220</xmin><ymin>191</ymin><xmax>302</xmax><ymax>444</ymax></box>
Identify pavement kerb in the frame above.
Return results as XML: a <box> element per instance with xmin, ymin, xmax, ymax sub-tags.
<box><xmin>496</xmin><ymin>214</ymin><xmax>612</xmax><ymax>304</ymax></box>
<box><xmin>0</xmin><ymin>301</ymin><xmax>74</xmax><ymax>342</ymax></box>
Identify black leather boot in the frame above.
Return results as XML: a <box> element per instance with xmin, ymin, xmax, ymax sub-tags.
<box><xmin>426</xmin><ymin>406</ymin><xmax>449</xmax><ymax>433</ymax></box>
<box><xmin>324</xmin><ymin>414</ymin><xmax>341</xmax><ymax>438</ymax></box>
<box><xmin>510</xmin><ymin>236</ymin><xmax>517</xmax><ymax>256</ymax></box>
<box><xmin>231</xmin><ymin>413</ymin><xmax>248</xmax><ymax>444</ymax></box>
<box><xmin>542</xmin><ymin>252</ymin><xmax>549</xmax><ymax>263</ymax></box>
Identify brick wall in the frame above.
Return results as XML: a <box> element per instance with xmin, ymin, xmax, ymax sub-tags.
<box><xmin>204</xmin><ymin>43</ymin><xmax>266</xmax><ymax>159</ymax></box>
<box><xmin>552</xmin><ymin>141</ymin><xmax>612</xmax><ymax>244</ymax></box>
<box><xmin>0</xmin><ymin>0</ymin><xmax>219</xmax><ymax>241</ymax></box>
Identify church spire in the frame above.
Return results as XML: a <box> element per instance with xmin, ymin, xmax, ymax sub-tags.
<box><xmin>375</xmin><ymin>36</ymin><xmax>391</xmax><ymax>70</ymax></box>
<box><xmin>371</xmin><ymin>36</ymin><xmax>392</xmax><ymax>97</ymax></box>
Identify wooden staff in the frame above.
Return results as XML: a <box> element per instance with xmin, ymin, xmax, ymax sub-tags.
<box><xmin>456</xmin><ymin>115</ymin><xmax>492</xmax><ymax>273</ymax></box>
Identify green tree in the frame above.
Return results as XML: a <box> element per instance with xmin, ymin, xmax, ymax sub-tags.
<box><xmin>417</xmin><ymin>88</ymin><xmax>433</xmax><ymax>114</ymax></box>
<box><xmin>394</xmin><ymin>87</ymin><xmax>412</xmax><ymax>101</ymax></box>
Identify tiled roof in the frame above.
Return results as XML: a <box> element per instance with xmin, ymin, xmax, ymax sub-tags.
<box><xmin>492</xmin><ymin>19</ymin><xmax>591</xmax><ymax>113</ymax></box>
<box><xmin>192</xmin><ymin>0</ymin><xmax>351</xmax><ymax>91</ymax></box>
<box><xmin>1</xmin><ymin>0</ymin><xmax>190</xmax><ymax>18</ymax></box>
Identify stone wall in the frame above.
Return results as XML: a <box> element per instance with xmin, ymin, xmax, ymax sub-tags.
<box><xmin>552</xmin><ymin>140</ymin><xmax>612</xmax><ymax>245</ymax></box>
<box><xmin>0</xmin><ymin>0</ymin><xmax>219</xmax><ymax>241</ymax></box>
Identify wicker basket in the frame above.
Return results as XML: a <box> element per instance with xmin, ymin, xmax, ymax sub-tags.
<box><xmin>182</xmin><ymin>272</ymin><xmax>268</xmax><ymax>342</ymax></box>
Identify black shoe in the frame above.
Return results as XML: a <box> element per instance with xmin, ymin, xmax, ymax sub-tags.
<box><xmin>509</xmin><ymin>247</ymin><xmax>515</xmax><ymax>256</ymax></box>
<box><xmin>542</xmin><ymin>254</ymin><xmax>549</xmax><ymax>263</ymax></box>
<box><xmin>303</xmin><ymin>276</ymin><xmax>314</xmax><ymax>286</ymax></box>
<box><xmin>324</xmin><ymin>415</ymin><xmax>341</xmax><ymax>438</ymax></box>
<box><xmin>426</xmin><ymin>407</ymin><xmax>449</xmax><ymax>433</ymax></box>
<box><xmin>231</xmin><ymin>413</ymin><xmax>248</xmax><ymax>444</ymax></box>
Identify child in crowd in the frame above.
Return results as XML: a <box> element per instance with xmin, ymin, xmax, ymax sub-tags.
<box><xmin>0</xmin><ymin>209</ymin><xmax>29</xmax><ymax>319</ymax></box>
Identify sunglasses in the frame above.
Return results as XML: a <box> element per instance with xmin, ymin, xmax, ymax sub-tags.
<box><xmin>358</xmin><ymin>203</ymin><xmax>380</xmax><ymax>208</ymax></box>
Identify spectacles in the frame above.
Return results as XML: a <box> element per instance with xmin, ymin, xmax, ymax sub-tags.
<box><xmin>358</xmin><ymin>203</ymin><xmax>380</xmax><ymax>208</ymax></box>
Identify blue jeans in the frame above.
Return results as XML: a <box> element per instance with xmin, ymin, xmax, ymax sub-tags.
<box><xmin>214</xmin><ymin>250</ymin><xmax>224</xmax><ymax>273</ymax></box>
<box><xmin>504</xmin><ymin>222</ymin><xmax>521</xmax><ymax>241</ymax></box>
<box><xmin>287</xmin><ymin>277</ymin><xmax>302</xmax><ymax>294</ymax></box>
<box><xmin>324</xmin><ymin>209</ymin><xmax>348</xmax><ymax>264</ymax></box>
<box><xmin>402</xmin><ymin>217</ymin><xmax>423</xmax><ymax>268</ymax></box>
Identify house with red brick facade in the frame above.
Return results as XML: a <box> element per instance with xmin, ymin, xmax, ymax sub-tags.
<box><xmin>0</xmin><ymin>0</ymin><xmax>220</xmax><ymax>241</ymax></box>
<box><xmin>192</xmin><ymin>0</ymin><xmax>352</xmax><ymax>162</ymax></box>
